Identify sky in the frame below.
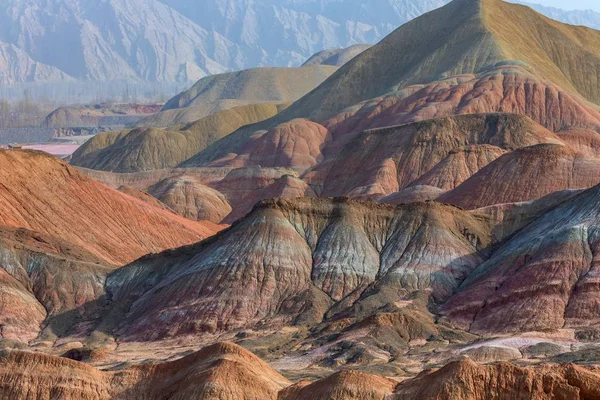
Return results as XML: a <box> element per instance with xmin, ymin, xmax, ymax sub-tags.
<box><xmin>533</xmin><ymin>0</ymin><xmax>600</xmax><ymax>11</ymax></box>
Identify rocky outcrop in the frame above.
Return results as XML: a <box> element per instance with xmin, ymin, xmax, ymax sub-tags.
<box><xmin>0</xmin><ymin>150</ymin><xmax>220</xmax><ymax>266</ymax></box>
<box><xmin>394</xmin><ymin>359</ymin><xmax>600</xmax><ymax>399</ymax></box>
<box><xmin>0</xmin><ymin>342</ymin><xmax>290</xmax><ymax>400</ymax></box>
<box><xmin>148</xmin><ymin>175</ymin><xmax>232</xmax><ymax>223</ymax></box>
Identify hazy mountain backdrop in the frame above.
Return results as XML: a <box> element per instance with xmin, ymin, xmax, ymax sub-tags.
<box><xmin>0</xmin><ymin>0</ymin><xmax>598</xmax><ymax>86</ymax></box>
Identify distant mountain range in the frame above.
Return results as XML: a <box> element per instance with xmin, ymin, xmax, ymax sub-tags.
<box><xmin>0</xmin><ymin>0</ymin><xmax>599</xmax><ymax>85</ymax></box>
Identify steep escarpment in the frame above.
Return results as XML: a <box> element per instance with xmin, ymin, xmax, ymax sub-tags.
<box><xmin>106</xmin><ymin>198</ymin><xmax>490</xmax><ymax>340</ymax></box>
<box><xmin>0</xmin><ymin>150</ymin><xmax>220</xmax><ymax>266</ymax></box>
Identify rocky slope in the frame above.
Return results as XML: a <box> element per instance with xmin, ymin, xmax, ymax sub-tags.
<box><xmin>0</xmin><ymin>150</ymin><xmax>220</xmax><ymax>266</ymax></box>
<box><xmin>0</xmin><ymin>41</ymin><xmax>71</xmax><ymax>84</ymax></box>
<box><xmin>319</xmin><ymin>113</ymin><xmax>563</xmax><ymax>199</ymax></box>
<box><xmin>44</xmin><ymin>104</ymin><xmax>163</xmax><ymax>129</ymax></box>
<box><xmin>443</xmin><ymin>182</ymin><xmax>600</xmax><ymax>333</ymax></box>
<box><xmin>148</xmin><ymin>175</ymin><xmax>233</xmax><ymax>223</ymax></box>
<box><xmin>104</xmin><ymin>198</ymin><xmax>490</xmax><ymax>340</ymax></box>
<box><xmin>3</xmin><ymin>342</ymin><xmax>600</xmax><ymax>400</ymax></box>
<box><xmin>302</xmin><ymin>45</ymin><xmax>372</xmax><ymax>67</ymax></box>
<box><xmin>0</xmin><ymin>342</ymin><xmax>290</xmax><ymax>399</ymax></box>
<box><xmin>159</xmin><ymin>0</ymin><xmax>449</xmax><ymax>69</ymax></box>
<box><xmin>71</xmin><ymin>103</ymin><xmax>285</xmax><ymax>172</ymax></box>
<box><xmin>0</xmin><ymin>226</ymin><xmax>111</xmax><ymax>342</ymax></box>
<box><xmin>394</xmin><ymin>359</ymin><xmax>600</xmax><ymax>399</ymax></box>
<box><xmin>3</xmin><ymin>0</ymin><xmax>600</xmax><ymax>86</ymax></box>
<box><xmin>439</xmin><ymin>143</ymin><xmax>600</xmax><ymax>209</ymax></box>
<box><xmin>278</xmin><ymin>0</ymin><xmax>600</xmax><ymax>121</ymax></box>
<box><xmin>135</xmin><ymin>66</ymin><xmax>335</xmax><ymax>128</ymax></box>
<box><xmin>185</xmin><ymin>63</ymin><xmax>600</xmax><ymax>170</ymax></box>
<box><xmin>0</xmin><ymin>0</ymin><xmax>233</xmax><ymax>83</ymax></box>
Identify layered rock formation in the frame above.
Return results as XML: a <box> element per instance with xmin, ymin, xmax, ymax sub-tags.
<box><xmin>0</xmin><ymin>226</ymin><xmax>110</xmax><ymax>342</ymax></box>
<box><xmin>280</xmin><ymin>0</ymin><xmax>600</xmax><ymax>121</ymax></box>
<box><xmin>148</xmin><ymin>175</ymin><xmax>232</xmax><ymax>223</ymax></box>
<box><xmin>439</xmin><ymin>144</ymin><xmax>600</xmax><ymax>209</ymax></box>
<box><xmin>394</xmin><ymin>359</ymin><xmax>600</xmax><ymax>399</ymax></box>
<box><xmin>280</xmin><ymin>370</ymin><xmax>398</xmax><ymax>400</ymax></box>
<box><xmin>0</xmin><ymin>150</ymin><xmax>219</xmax><ymax>266</ymax></box>
<box><xmin>105</xmin><ymin>198</ymin><xmax>490</xmax><ymax>340</ymax></box>
<box><xmin>443</xmin><ymin>182</ymin><xmax>600</xmax><ymax>333</ymax></box>
<box><xmin>320</xmin><ymin>113</ymin><xmax>562</xmax><ymax>198</ymax></box>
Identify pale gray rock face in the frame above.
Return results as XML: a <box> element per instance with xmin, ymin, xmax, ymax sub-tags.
<box><xmin>0</xmin><ymin>0</ymin><xmax>232</xmax><ymax>83</ymax></box>
<box><xmin>511</xmin><ymin>1</ymin><xmax>600</xmax><ymax>29</ymax></box>
<box><xmin>0</xmin><ymin>0</ymin><xmax>451</xmax><ymax>84</ymax></box>
<box><xmin>160</xmin><ymin>0</ymin><xmax>451</xmax><ymax>68</ymax></box>
<box><xmin>0</xmin><ymin>41</ymin><xmax>71</xmax><ymax>84</ymax></box>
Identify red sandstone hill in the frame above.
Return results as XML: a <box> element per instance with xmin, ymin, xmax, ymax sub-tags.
<box><xmin>0</xmin><ymin>150</ymin><xmax>221</xmax><ymax>266</ymax></box>
<box><xmin>0</xmin><ymin>342</ymin><xmax>290</xmax><ymax>400</ymax></box>
<box><xmin>438</xmin><ymin>143</ymin><xmax>600</xmax><ymax>209</ymax></box>
<box><xmin>2</xmin><ymin>343</ymin><xmax>600</xmax><ymax>400</ymax></box>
